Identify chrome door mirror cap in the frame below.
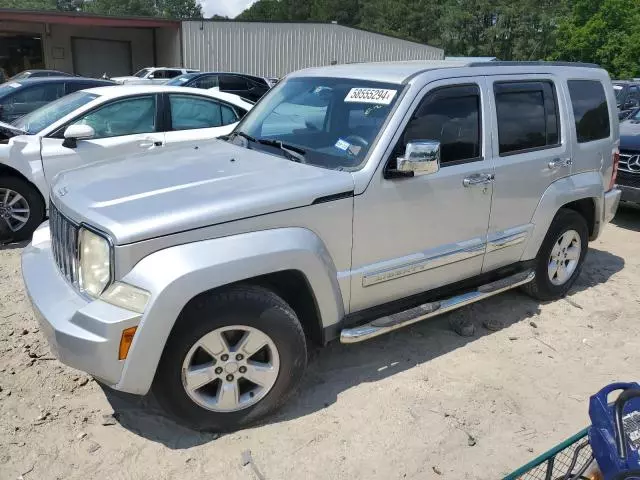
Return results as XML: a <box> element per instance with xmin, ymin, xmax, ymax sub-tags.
<box><xmin>397</xmin><ymin>140</ymin><xmax>441</xmax><ymax>176</ymax></box>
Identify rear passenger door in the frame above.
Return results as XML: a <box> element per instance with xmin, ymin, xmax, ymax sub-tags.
<box><xmin>483</xmin><ymin>76</ymin><xmax>569</xmax><ymax>272</ymax></box>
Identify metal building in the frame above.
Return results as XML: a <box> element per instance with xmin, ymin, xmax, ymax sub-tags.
<box><xmin>0</xmin><ymin>9</ymin><xmax>444</xmax><ymax>79</ymax></box>
<box><xmin>182</xmin><ymin>21</ymin><xmax>444</xmax><ymax>77</ymax></box>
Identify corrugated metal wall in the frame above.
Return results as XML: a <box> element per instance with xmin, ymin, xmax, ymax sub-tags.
<box><xmin>181</xmin><ymin>21</ymin><xmax>444</xmax><ymax>77</ymax></box>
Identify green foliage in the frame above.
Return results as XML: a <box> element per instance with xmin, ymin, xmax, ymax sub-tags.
<box><xmin>551</xmin><ymin>0</ymin><xmax>640</xmax><ymax>78</ymax></box>
<box><xmin>6</xmin><ymin>0</ymin><xmax>202</xmax><ymax>18</ymax></box>
<box><xmin>237</xmin><ymin>0</ymin><xmax>639</xmax><ymax>78</ymax></box>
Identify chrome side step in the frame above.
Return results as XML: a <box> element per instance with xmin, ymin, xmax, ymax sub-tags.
<box><xmin>340</xmin><ymin>269</ymin><xmax>535</xmax><ymax>344</ymax></box>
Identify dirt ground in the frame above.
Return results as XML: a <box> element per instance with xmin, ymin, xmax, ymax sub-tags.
<box><xmin>0</xmin><ymin>208</ymin><xmax>639</xmax><ymax>480</ymax></box>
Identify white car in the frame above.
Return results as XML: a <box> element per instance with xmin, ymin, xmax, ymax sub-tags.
<box><xmin>0</xmin><ymin>85</ymin><xmax>252</xmax><ymax>240</ymax></box>
<box><xmin>111</xmin><ymin>67</ymin><xmax>199</xmax><ymax>85</ymax></box>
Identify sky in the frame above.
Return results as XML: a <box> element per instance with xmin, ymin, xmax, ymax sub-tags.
<box><xmin>200</xmin><ymin>0</ymin><xmax>257</xmax><ymax>18</ymax></box>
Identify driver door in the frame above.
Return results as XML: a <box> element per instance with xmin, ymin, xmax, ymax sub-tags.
<box><xmin>40</xmin><ymin>94</ymin><xmax>163</xmax><ymax>188</ymax></box>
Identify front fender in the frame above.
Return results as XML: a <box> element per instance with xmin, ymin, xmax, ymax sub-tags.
<box><xmin>116</xmin><ymin>227</ymin><xmax>344</xmax><ymax>394</ymax></box>
<box><xmin>521</xmin><ymin>171</ymin><xmax>604</xmax><ymax>260</ymax></box>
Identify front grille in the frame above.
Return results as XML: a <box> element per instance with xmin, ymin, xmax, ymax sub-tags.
<box><xmin>49</xmin><ymin>202</ymin><xmax>80</xmax><ymax>287</ymax></box>
<box><xmin>618</xmin><ymin>170</ymin><xmax>640</xmax><ymax>188</ymax></box>
<box><xmin>619</xmin><ymin>151</ymin><xmax>640</xmax><ymax>174</ymax></box>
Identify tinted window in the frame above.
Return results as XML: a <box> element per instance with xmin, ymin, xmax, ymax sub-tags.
<box><xmin>495</xmin><ymin>81</ymin><xmax>559</xmax><ymax>155</ymax></box>
<box><xmin>401</xmin><ymin>85</ymin><xmax>481</xmax><ymax>164</ymax></box>
<box><xmin>567</xmin><ymin>80</ymin><xmax>610</xmax><ymax>143</ymax></box>
<box><xmin>65</xmin><ymin>81</ymin><xmax>102</xmax><ymax>93</ymax></box>
<box><xmin>193</xmin><ymin>75</ymin><xmax>219</xmax><ymax>89</ymax></box>
<box><xmin>221</xmin><ymin>104</ymin><xmax>238</xmax><ymax>125</ymax></box>
<box><xmin>220</xmin><ymin>75</ymin><xmax>248</xmax><ymax>90</ymax></box>
<box><xmin>170</xmin><ymin>94</ymin><xmax>223</xmax><ymax>129</ymax></box>
<box><xmin>8</xmin><ymin>83</ymin><xmax>65</xmax><ymax>104</ymax></box>
<box><xmin>71</xmin><ymin>95</ymin><xmax>156</xmax><ymax>138</ymax></box>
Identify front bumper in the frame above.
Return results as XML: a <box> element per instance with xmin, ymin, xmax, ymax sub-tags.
<box><xmin>21</xmin><ymin>223</ymin><xmax>141</xmax><ymax>387</ymax></box>
<box><xmin>604</xmin><ymin>188</ymin><xmax>622</xmax><ymax>224</ymax></box>
<box><xmin>618</xmin><ymin>184</ymin><xmax>640</xmax><ymax>205</ymax></box>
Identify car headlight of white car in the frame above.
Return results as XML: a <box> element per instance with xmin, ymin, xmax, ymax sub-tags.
<box><xmin>78</xmin><ymin>227</ymin><xmax>112</xmax><ymax>297</ymax></box>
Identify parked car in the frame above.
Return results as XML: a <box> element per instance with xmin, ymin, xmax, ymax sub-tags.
<box><xmin>22</xmin><ymin>61</ymin><xmax>621</xmax><ymax>432</ymax></box>
<box><xmin>8</xmin><ymin>69</ymin><xmax>75</xmax><ymax>81</ymax></box>
<box><xmin>619</xmin><ymin>106</ymin><xmax>640</xmax><ymax>121</ymax></box>
<box><xmin>110</xmin><ymin>67</ymin><xmax>199</xmax><ymax>85</ymax></box>
<box><xmin>618</xmin><ymin>110</ymin><xmax>640</xmax><ymax>206</ymax></box>
<box><xmin>613</xmin><ymin>80</ymin><xmax>640</xmax><ymax>118</ymax></box>
<box><xmin>166</xmin><ymin>72</ymin><xmax>271</xmax><ymax>102</ymax></box>
<box><xmin>0</xmin><ymin>86</ymin><xmax>252</xmax><ymax>239</ymax></box>
<box><xmin>0</xmin><ymin>77</ymin><xmax>114</xmax><ymax>124</ymax></box>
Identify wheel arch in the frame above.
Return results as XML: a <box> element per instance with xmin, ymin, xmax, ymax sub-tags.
<box><xmin>521</xmin><ymin>171</ymin><xmax>604</xmax><ymax>260</ymax></box>
<box><xmin>115</xmin><ymin>228</ymin><xmax>344</xmax><ymax>395</ymax></box>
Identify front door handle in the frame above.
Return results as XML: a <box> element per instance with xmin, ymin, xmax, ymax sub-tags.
<box><xmin>548</xmin><ymin>158</ymin><xmax>573</xmax><ymax>170</ymax></box>
<box><xmin>138</xmin><ymin>140</ymin><xmax>163</xmax><ymax>148</ymax></box>
<box><xmin>463</xmin><ymin>173</ymin><xmax>495</xmax><ymax>188</ymax></box>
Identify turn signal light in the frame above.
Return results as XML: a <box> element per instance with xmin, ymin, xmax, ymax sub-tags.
<box><xmin>118</xmin><ymin>327</ymin><xmax>138</xmax><ymax>360</ymax></box>
<box><xmin>609</xmin><ymin>149</ymin><xmax>620</xmax><ymax>191</ymax></box>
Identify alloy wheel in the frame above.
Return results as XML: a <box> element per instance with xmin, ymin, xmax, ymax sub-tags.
<box><xmin>0</xmin><ymin>188</ymin><xmax>30</xmax><ymax>233</ymax></box>
<box><xmin>181</xmin><ymin>325</ymin><xmax>280</xmax><ymax>413</ymax></box>
<box><xmin>547</xmin><ymin>229</ymin><xmax>581</xmax><ymax>286</ymax></box>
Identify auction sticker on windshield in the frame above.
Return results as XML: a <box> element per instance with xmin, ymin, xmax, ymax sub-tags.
<box><xmin>345</xmin><ymin>88</ymin><xmax>397</xmax><ymax>105</ymax></box>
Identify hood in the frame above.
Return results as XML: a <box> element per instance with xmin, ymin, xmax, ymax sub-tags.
<box><xmin>110</xmin><ymin>76</ymin><xmax>140</xmax><ymax>84</ymax></box>
<box><xmin>620</xmin><ymin>120</ymin><xmax>640</xmax><ymax>151</ymax></box>
<box><xmin>52</xmin><ymin>140</ymin><xmax>355</xmax><ymax>245</ymax></box>
<box><xmin>0</xmin><ymin>120</ymin><xmax>26</xmax><ymax>141</ymax></box>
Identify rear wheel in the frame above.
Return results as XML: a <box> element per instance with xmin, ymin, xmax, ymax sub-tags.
<box><xmin>153</xmin><ymin>285</ymin><xmax>307</xmax><ymax>432</ymax></box>
<box><xmin>0</xmin><ymin>177</ymin><xmax>44</xmax><ymax>242</ymax></box>
<box><xmin>522</xmin><ymin>208</ymin><xmax>589</xmax><ymax>301</ymax></box>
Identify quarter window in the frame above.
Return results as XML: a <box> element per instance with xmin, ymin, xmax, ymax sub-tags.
<box><xmin>71</xmin><ymin>95</ymin><xmax>156</xmax><ymax>139</ymax></box>
<box><xmin>567</xmin><ymin>80</ymin><xmax>610</xmax><ymax>143</ymax></box>
<box><xmin>169</xmin><ymin>94</ymin><xmax>238</xmax><ymax>130</ymax></box>
<box><xmin>400</xmin><ymin>84</ymin><xmax>482</xmax><ymax>165</ymax></box>
<box><xmin>193</xmin><ymin>75</ymin><xmax>219</xmax><ymax>89</ymax></box>
<box><xmin>494</xmin><ymin>81</ymin><xmax>560</xmax><ymax>155</ymax></box>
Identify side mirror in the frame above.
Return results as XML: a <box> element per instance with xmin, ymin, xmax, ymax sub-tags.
<box><xmin>395</xmin><ymin>140</ymin><xmax>441</xmax><ymax>177</ymax></box>
<box><xmin>62</xmin><ymin>124</ymin><xmax>94</xmax><ymax>148</ymax></box>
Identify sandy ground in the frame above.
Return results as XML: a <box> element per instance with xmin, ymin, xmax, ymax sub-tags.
<box><xmin>0</xmin><ymin>208</ymin><xmax>639</xmax><ymax>480</ymax></box>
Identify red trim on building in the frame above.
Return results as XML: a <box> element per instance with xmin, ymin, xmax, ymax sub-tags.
<box><xmin>0</xmin><ymin>9</ymin><xmax>180</xmax><ymax>28</ymax></box>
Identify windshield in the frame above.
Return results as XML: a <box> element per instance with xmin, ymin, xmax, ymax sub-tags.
<box><xmin>12</xmin><ymin>91</ymin><xmax>100</xmax><ymax>134</ymax></box>
<box><xmin>614</xmin><ymin>84</ymin><xmax>625</xmax><ymax>101</ymax></box>
<box><xmin>8</xmin><ymin>72</ymin><xmax>31</xmax><ymax>81</ymax></box>
<box><xmin>133</xmin><ymin>68</ymin><xmax>151</xmax><ymax>78</ymax></box>
<box><xmin>166</xmin><ymin>73</ymin><xmax>197</xmax><ymax>86</ymax></box>
<box><xmin>231</xmin><ymin>77</ymin><xmax>403</xmax><ymax>170</ymax></box>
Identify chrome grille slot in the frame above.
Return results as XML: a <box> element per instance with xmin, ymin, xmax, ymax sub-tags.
<box><xmin>49</xmin><ymin>202</ymin><xmax>80</xmax><ymax>287</ymax></box>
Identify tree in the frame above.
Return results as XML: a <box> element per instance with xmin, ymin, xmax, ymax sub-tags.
<box><xmin>157</xmin><ymin>0</ymin><xmax>203</xmax><ymax>19</ymax></box>
<box><xmin>550</xmin><ymin>0</ymin><xmax>640</xmax><ymax>78</ymax></box>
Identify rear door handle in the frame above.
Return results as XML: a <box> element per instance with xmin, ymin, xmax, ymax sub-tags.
<box><xmin>463</xmin><ymin>173</ymin><xmax>495</xmax><ymax>187</ymax></box>
<box><xmin>548</xmin><ymin>158</ymin><xmax>573</xmax><ymax>170</ymax></box>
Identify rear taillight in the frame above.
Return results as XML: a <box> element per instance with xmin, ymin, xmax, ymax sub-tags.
<box><xmin>609</xmin><ymin>150</ymin><xmax>619</xmax><ymax>191</ymax></box>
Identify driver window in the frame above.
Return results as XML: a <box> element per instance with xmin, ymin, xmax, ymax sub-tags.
<box><xmin>395</xmin><ymin>84</ymin><xmax>482</xmax><ymax>166</ymax></box>
<box><xmin>71</xmin><ymin>95</ymin><xmax>156</xmax><ymax>139</ymax></box>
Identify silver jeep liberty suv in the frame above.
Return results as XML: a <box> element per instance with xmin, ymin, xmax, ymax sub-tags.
<box><xmin>22</xmin><ymin>60</ymin><xmax>622</xmax><ymax>431</ymax></box>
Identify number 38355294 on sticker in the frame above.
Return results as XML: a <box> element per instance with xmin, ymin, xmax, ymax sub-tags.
<box><xmin>344</xmin><ymin>88</ymin><xmax>397</xmax><ymax>105</ymax></box>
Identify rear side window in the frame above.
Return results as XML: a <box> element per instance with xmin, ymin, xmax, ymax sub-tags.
<box><xmin>567</xmin><ymin>80</ymin><xmax>610</xmax><ymax>143</ymax></box>
<box><xmin>495</xmin><ymin>81</ymin><xmax>559</xmax><ymax>155</ymax></box>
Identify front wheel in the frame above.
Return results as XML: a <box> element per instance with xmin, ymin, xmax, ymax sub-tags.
<box><xmin>0</xmin><ymin>176</ymin><xmax>45</xmax><ymax>242</ymax></box>
<box><xmin>153</xmin><ymin>286</ymin><xmax>307</xmax><ymax>432</ymax></box>
<box><xmin>522</xmin><ymin>208</ymin><xmax>589</xmax><ymax>301</ymax></box>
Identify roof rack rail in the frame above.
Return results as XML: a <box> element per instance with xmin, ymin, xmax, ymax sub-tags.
<box><xmin>468</xmin><ymin>61</ymin><xmax>600</xmax><ymax>69</ymax></box>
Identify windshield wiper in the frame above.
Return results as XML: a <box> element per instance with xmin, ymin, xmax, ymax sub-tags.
<box><xmin>232</xmin><ymin>130</ymin><xmax>257</xmax><ymax>143</ymax></box>
<box><xmin>256</xmin><ymin>138</ymin><xmax>307</xmax><ymax>163</ymax></box>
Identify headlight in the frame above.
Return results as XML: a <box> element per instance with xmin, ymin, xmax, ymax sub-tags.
<box><xmin>78</xmin><ymin>227</ymin><xmax>111</xmax><ymax>297</ymax></box>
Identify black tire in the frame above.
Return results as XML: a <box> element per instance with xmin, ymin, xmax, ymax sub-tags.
<box><xmin>0</xmin><ymin>176</ymin><xmax>45</xmax><ymax>242</ymax></box>
<box><xmin>152</xmin><ymin>285</ymin><xmax>307</xmax><ymax>432</ymax></box>
<box><xmin>522</xmin><ymin>208</ymin><xmax>589</xmax><ymax>301</ymax></box>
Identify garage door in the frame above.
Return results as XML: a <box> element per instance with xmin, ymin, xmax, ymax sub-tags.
<box><xmin>72</xmin><ymin>37</ymin><xmax>132</xmax><ymax>78</ymax></box>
